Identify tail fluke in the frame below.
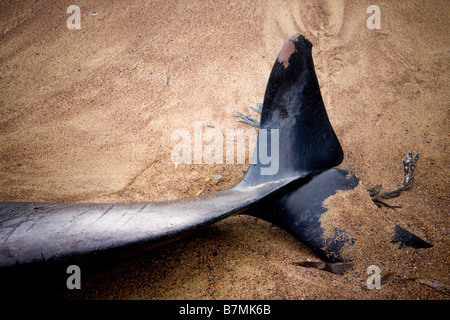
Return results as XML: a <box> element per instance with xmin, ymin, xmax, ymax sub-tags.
<box><xmin>0</xmin><ymin>34</ymin><xmax>343</xmax><ymax>269</ymax></box>
<box><xmin>0</xmin><ymin>34</ymin><xmax>431</xmax><ymax>272</ymax></box>
<box><xmin>241</xmin><ymin>34</ymin><xmax>343</xmax><ymax>187</ymax></box>
<box><xmin>253</xmin><ymin>168</ymin><xmax>432</xmax><ymax>262</ymax></box>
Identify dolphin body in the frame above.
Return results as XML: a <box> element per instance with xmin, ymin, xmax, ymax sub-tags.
<box><xmin>0</xmin><ymin>34</ymin><xmax>431</xmax><ymax>271</ymax></box>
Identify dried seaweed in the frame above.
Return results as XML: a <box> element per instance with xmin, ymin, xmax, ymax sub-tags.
<box><xmin>415</xmin><ymin>278</ymin><xmax>450</xmax><ymax>295</ymax></box>
<box><xmin>379</xmin><ymin>274</ymin><xmax>450</xmax><ymax>295</ymax></box>
<box><xmin>233</xmin><ymin>102</ymin><xmax>262</xmax><ymax>127</ymax></box>
<box><xmin>369</xmin><ymin>152</ymin><xmax>420</xmax><ymax>209</ymax></box>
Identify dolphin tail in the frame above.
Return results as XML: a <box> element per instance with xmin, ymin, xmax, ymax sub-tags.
<box><xmin>244</xmin><ymin>34</ymin><xmax>432</xmax><ymax>262</ymax></box>
<box><xmin>240</xmin><ymin>34</ymin><xmax>343</xmax><ymax>187</ymax></box>
<box><xmin>252</xmin><ymin>168</ymin><xmax>432</xmax><ymax>262</ymax></box>
<box><xmin>0</xmin><ymin>34</ymin><xmax>432</xmax><ymax>271</ymax></box>
<box><xmin>0</xmin><ymin>34</ymin><xmax>343</xmax><ymax>269</ymax></box>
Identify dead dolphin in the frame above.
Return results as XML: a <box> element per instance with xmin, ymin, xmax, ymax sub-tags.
<box><xmin>235</xmin><ymin>34</ymin><xmax>431</xmax><ymax>262</ymax></box>
<box><xmin>0</xmin><ymin>34</ymin><xmax>431</xmax><ymax>270</ymax></box>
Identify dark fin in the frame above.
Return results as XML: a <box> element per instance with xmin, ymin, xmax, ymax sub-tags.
<box><xmin>392</xmin><ymin>225</ymin><xmax>433</xmax><ymax>249</ymax></box>
<box><xmin>253</xmin><ymin>168</ymin><xmax>359</xmax><ymax>262</ymax></box>
<box><xmin>240</xmin><ymin>34</ymin><xmax>343</xmax><ymax>186</ymax></box>
<box><xmin>254</xmin><ymin>168</ymin><xmax>433</xmax><ymax>262</ymax></box>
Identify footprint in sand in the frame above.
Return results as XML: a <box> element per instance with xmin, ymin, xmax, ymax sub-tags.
<box><xmin>261</xmin><ymin>0</ymin><xmax>365</xmax><ymax>79</ymax></box>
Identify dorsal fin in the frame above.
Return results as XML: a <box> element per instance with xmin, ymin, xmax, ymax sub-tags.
<box><xmin>240</xmin><ymin>34</ymin><xmax>343</xmax><ymax>186</ymax></box>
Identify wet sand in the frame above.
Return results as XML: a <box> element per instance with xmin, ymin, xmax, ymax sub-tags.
<box><xmin>0</xmin><ymin>0</ymin><xmax>448</xmax><ymax>299</ymax></box>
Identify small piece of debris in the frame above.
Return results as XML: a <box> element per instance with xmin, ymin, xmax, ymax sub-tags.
<box><xmin>373</xmin><ymin>273</ymin><xmax>449</xmax><ymax>294</ymax></box>
<box><xmin>415</xmin><ymin>278</ymin><xmax>450</xmax><ymax>295</ymax></box>
<box><xmin>91</xmin><ymin>12</ymin><xmax>98</xmax><ymax>16</ymax></box>
<box><xmin>369</xmin><ymin>152</ymin><xmax>419</xmax><ymax>209</ymax></box>
<box><xmin>294</xmin><ymin>261</ymin><xmax>353</xmax><ymax>275</ymax></box>
<box><xmin>210</xmin><ymin>175</ymin><xmax>223</xmax><ymax>180</ymax></box>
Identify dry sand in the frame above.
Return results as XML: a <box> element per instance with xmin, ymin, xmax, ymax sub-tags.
<box><xmin>0</xmin><ymin>0</ymin><xmax>448</xmax><ymax>299</ymax></box>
